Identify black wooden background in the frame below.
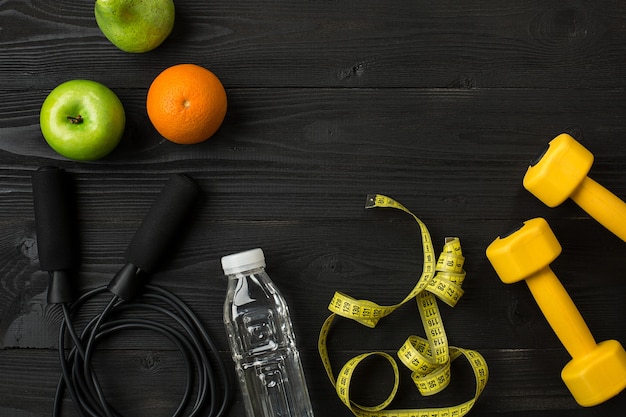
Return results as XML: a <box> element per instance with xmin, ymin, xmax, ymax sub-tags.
<box><xmin>2</xmin><ymin>1</ymin><xmax>626</xmax><ymax>416</ymax></box>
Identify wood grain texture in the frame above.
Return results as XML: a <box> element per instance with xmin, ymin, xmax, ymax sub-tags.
<box><xmin>2</xmin><ymin>1</ymin><xmax>626</xmax><ymax>89</ymax></box>
<box><xmin>0</xmin><ymin>0</ymin><xmax>626</xmax><ymax>88</ymax></box>
<box><xmin>2</xmin><ymin>0</ymin><xmax>626</xmax><ymax>416</ymax></box>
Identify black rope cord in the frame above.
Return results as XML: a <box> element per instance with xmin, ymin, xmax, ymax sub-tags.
<box><xmin>53</xmin><ymin>283</ymin><xmax>232</xmax><ymax>417</ymax></box>
<box><xmin>32</xmin><ymin>169</ymin><xmax>229</xmax><ymax>416</ymax></box>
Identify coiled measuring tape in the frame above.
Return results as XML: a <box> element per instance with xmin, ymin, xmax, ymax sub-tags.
<box><xmin>318</xmin><ymin>194</ymin><xmax>488</xmax><ymax>417</ymax></box>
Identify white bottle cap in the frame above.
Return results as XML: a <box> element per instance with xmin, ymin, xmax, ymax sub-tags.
<box><xmin>221</xmin><ymin>248</ymin><xmax>266</xmax><ymax>275</ymax></box>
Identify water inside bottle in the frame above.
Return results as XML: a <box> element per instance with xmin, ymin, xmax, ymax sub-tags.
<box><xmin>225</xmin><ymin>271</ymin><xmax>314</xmax><ymax>417</ymax></box>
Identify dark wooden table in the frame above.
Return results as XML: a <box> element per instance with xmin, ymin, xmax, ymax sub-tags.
<box><xmin>2</xmin><ymin>1</ymin><xmax>626</xmax><ymax>416</ymax></box>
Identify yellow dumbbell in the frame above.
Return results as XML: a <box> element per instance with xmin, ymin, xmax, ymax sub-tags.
<box><xmin>523</xmin><ymin>133</ymin><xmax>626</xmax><ymax>242</ymax></box>
<box><xmin>486</xmin><ymin>217</ymin><xmax>626</xmax><ymax>407</ymax></box>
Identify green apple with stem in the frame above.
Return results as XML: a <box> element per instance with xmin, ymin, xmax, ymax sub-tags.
<box><xmin>40</xmin><ymin>80</ymin><xmax>126</xmax><ymax>161</ymax></box>
<box><xmin>95</xmin><ymin>0</ymin><xmax>175</xmax><ymax>53</ymax></box>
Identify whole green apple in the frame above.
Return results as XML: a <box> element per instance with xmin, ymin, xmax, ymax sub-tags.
<box><xmin>39</xmin><ymin>80</ymin><xmax>126</xmax><ymax>161</ymax></box>
<box><xmin>95</xmin><ymin>0</ymin><xmax>175</xmax><ymax>53</ymax></box>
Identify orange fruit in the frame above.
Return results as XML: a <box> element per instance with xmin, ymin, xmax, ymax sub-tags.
<box><xmin>146</xmin><ymin>63</ymin><xmax>227</xmax><ymax>144</ymax></box>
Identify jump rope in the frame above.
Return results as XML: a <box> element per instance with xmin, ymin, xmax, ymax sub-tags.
<box><xmin>32</xmin><ymin>167</ymin><xmax>232</xmax><ymax>417</ymax></box>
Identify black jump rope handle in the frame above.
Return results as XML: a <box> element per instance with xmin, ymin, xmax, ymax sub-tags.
<box><xmin>108</xmin><ymin>173</ymin><xmax>201</xmax><ymax>300</ymax></box>
<box><xmin>32</xmin><ymin>167</ymin><xmax>80</xmax><ymax>304</ymax></box>
<box><xmin>33</xmin><ymin>168</ymin><xmax>201</xmax><ymax>303</ymax></box>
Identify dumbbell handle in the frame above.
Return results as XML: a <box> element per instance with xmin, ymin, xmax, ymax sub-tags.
<box><xmin>571</xmin><ymin>176</ymin><xmax>626</xmax><ymax>242</ymax></box>
<box><xmin>526</xmin><ymin>267</ymin><xmax>597</xmax><ymax>359</ymax></box>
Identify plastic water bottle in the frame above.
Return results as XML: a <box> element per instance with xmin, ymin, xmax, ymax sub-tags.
<box><xmin>221</xmin><ymin>248</ymin><xmax>315</xmax><ymax>417</ymax></box>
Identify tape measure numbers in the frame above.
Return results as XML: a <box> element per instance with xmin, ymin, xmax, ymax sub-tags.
<box><xmin>318</xmin><ymin>194</ymin><xmax>488</xmax><ymax>417</ymax></box>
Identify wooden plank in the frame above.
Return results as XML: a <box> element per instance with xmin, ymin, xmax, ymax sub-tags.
<box><xmin>2</xmin><ymin>88</ymin><xmax>626</xmax><ymax>222</ymax></box>
<box><xmin>1</xmin><ymin>1</ymin><xmax>626</xmax><ymax>89</ymax></box>
<box><xmin>2</xmin><ymin>347</ymin><xmax>626</xmax><ymax>416</ymax></box>
<box><xmin>1</xmin><ymin>213</ymin><xmax>624</xmax><ymax>349</ymax></box>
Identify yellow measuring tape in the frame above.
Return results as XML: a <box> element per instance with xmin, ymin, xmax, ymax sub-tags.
<box><xmin>318</xmin><ymin>194</ymin><xmax>488</xmax><ymax>417</ymax></box>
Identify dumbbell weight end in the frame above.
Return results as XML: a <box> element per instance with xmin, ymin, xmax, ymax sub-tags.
<box><xmin>524</xmin><ymin>133</ymin><xmax>626</xmax><ymax>242</ymax></box>
<box><xmin>562</xmin><ymin>339</ymin><xmax>626</xmax><ymax>407</ymax></box>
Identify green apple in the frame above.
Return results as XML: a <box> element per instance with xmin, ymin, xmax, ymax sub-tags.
<box><xmin>39</xmin><ymin>80</ymin><xmax>126</xmax><ymax>161</ymax></box>
<box><xmin>95</xmin><ymin>0</ymin><xmax>175</xmax><ymax>53</ymax></box>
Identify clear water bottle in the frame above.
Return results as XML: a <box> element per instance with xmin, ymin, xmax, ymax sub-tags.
<box><xmin>221</xmin><ymin>248</ymin><xmax>315</xmax><ymax>417</ymax></box>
